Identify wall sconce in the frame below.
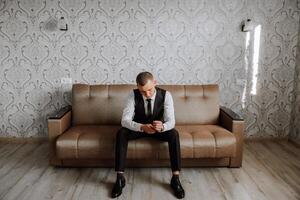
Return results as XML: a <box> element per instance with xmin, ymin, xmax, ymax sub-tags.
<box><xmin>59</xmin><ymin>17</ymin><xmax>68</xmax><ymax>31</ymax></box>
<box><xmin>241</xmin><ymin>19</ymin><xmax>254</xmax><ymax>32</ymax></box>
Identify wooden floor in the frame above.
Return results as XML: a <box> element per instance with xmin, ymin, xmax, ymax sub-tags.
<box><xmin>0</xmin><ymin>140</ymin><xmax>299</xmax><ymax>200</ymax></box>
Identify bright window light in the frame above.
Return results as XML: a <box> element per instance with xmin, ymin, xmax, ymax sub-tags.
<box><xmin>242</xmin><ymin>32</ymin><xmax>250</xmax><ymax>108</ymax></box>
<box><xmin>250</xmin><ymin>25</ymin><xmax>261</xmax><ymax>95</ymax></box>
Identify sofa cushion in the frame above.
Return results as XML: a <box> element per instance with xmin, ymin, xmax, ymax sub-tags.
<box><xmin>160</xmin><ymin>85</ymin><xmax>220</xmax><ymax>125</ymax></box>
<box><xmin>56</xmin><ymin>125</ymin><xmax>236</xmax><ymax>160</ymax></box>
<box><xmin>72</xmin><ymin>85</ymin><xmax>134</xmax><ymax>126</ymax></box>
<box><xmin>56</xmin><ymin>125</ymin><xmax>119</xmax><ymax>159</ymax></box>
<box><xmin>72</xmin><ymin>84</ymin><xmax>220</xmax><ymax>126</ymax></box>
<box><xmin>159</xmin><ymin>125</ymin><xmax>236</xmax><ymax>159</ymax></box>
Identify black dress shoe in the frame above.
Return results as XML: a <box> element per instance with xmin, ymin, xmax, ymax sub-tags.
<box><xmin>170</xmin><ymin>175</ymin><xmax>185</xmax><ymax>199</ymax></box>
<box><xmin>111</xmin><ymin>174</ymin><xmax>126</xmax><ymax>198</ymax></box>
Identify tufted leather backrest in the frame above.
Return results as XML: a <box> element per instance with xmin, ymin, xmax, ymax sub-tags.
<box><xmin>72</xmin><ymin>84</ymin><xmax>220</xmax><ymax>125</ymax></box>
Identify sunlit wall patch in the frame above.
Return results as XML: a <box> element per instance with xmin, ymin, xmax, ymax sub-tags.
<box><xmin>242</xmin><ymin>31</ymin><xmax>251</xmax><ymax>109</ymax></box>
<box><xmin>250</xmin><ymin>25</ymin><xmax>262</xmax><ymax>95</ymax></box>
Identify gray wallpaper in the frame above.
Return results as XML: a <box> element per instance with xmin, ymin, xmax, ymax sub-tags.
<box><xmin>0</xmin><ymin>0</ymin><xmax>299</xmax><ymax>139</ymax></box>
<box><xmin>290</xmin><ymin>19</ymin><xmax>300</xmax><ymax>141</ymax></box>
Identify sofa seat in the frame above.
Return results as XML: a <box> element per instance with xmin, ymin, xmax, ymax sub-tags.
<box><xmin>56</xmin><ymin>125</ymin><xmax>119</xmax><ymax>159</ymax></box>
<box><xmin>173</xmin><ymin>125</ymin><xmax>236</xmax><ymax>158</ymax></box>
<box><xmin>56</xmin><ymin>125</ymin><xmax>236</xmax><ymax>160</ymax></box>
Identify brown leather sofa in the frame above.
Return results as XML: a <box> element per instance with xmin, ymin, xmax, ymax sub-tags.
<box><xmin>48</xmin><ymin>84</ymin><xmax>244</xmax><ymax>168</ymax></box>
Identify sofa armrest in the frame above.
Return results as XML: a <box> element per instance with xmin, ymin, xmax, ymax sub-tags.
<box><xmin>220</xmin><ymin>106</ymin><xmax>243</xmax><ymax>121</ymax></box>
<box><xmin>48</xmin><ymin>105</ymin><xmax>72</xmax><ymax>119</ymax></box>
<box><xmin>219</xmin><ymin>106</ymin><xmax>244</xmax><ymax>167</ymax></box>
<box><xmin>47</xmin><ymin>106</ymin><xmax>72</xmax><ymax>165</ymax></box>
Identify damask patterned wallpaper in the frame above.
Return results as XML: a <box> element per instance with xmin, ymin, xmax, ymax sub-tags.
<box><xmin>290</xmin><ymin>22</ymin><xmax>300</xmax><ymax>141</ymax></box>
<box><xmin>0</xmin><ymin>0</ymin><xmax>299</xmax><ymax>139</ymax></box>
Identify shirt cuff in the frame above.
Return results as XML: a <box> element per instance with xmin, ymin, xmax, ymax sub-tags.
<box><xmin>137</xmin><ymin>123</ymin><xmax>143</xmax><ymax>132</ymax></box>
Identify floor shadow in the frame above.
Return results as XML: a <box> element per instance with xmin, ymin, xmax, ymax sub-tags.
<box><xmin>150</xmin><ymin>174</ymin><xmax>173</xmax><ymax>193</ymax></box>
<box><xmin>101</xmin><ymin>181</ymin><xmax>114</xmax><ymax>198</ymax></box>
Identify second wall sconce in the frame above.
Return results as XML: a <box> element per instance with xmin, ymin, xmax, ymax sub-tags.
<box><xmin>59</xmin><ymin>17</ymin><xmax>68</xmax><ymax>31</ymax></box>
<box><xmin>241</xmin><ymin>19</ymin><xmax>254</xmax><ymax>32</ymax></box>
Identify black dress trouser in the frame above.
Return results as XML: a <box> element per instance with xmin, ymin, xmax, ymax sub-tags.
<box><xmin>115</xmin><ymin>127</ymin><xmax>181</xmax><ymax>172</ymax></box>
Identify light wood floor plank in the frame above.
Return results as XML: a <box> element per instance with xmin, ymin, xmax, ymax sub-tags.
<box><xmin>274</xmin><ymin>141</ymin><xmax>300</xmax><ymax>162</ymax></box>
<box><xmin>0</xmin><ymin>143</ymin><xmax>25</xmax><ymax>161</ymax></box>
<box><xmin>64</xmin><ymin>168</ymin><xmax>94</xmax><ymax>200</ymax></box>
<box><xmin>247</xmin><ymin>142</ymin><xmax>300</xmax><ymax>196</ymax></box>
<box><xmin>243</xmin><ymin>143</ymin><xmax>299</xmax><ymax>200</ymax></box>
<box><xmin>0</xmin><ymin>143</ymin><xmax>45</xmax><ymax>199</ymax></box>
<box><xmin>264</xmin><ymin>142</ymin><xmax>300</xmax><ymax>181</ymax></box>
<box><xmin>70</xmin><ymin>168</ymin><xmax>112</xmax><ymax>200</ymax></box>
<box><xmin>186</xmin><ymin>168</ymin><xmax>227</xmax><ymax>200</ymax></box>
<box><xmin>228</xmin><ymin>167</ymin><xmax>268</xmax><ymax>200</ymax></box>
<box><xmin>0</xmin><ymin>140</ymin><xmax>299</xmax><ymax>200</ymax></box>
<box><xmin>212</xmin><ymin>167</ymin><xmax>252</xmax><ymax>200</ymax></box>
<box><xmin>1</xmin><ymin>143</ymin><xmax>49</xmax><ymax>200</ymax></box>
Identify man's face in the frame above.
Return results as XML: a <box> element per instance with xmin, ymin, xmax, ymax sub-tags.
<box><xmin>137</xmin><ymin>79</ymin><xmax>156</xmax><ymax>98</ymax></box>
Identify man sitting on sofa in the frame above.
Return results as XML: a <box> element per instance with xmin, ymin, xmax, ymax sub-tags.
<box><xmin>111</xmin><ymin>71</ymin><xmax>185</xmax><ymax>199</ymax></box>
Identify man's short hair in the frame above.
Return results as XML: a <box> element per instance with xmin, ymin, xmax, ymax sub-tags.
<box><xmin>136</xmin><ymin>72</ymin><xmax>153</xmax><ymax>86</ymax></box>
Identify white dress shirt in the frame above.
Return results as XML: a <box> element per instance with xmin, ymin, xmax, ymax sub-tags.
<box><xmin>121</xmin><ymin>88</ymin><xmax>175</xmax><ymax>132</ymax></box>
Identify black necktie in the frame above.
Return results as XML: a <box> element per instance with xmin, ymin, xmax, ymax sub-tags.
<box><xmin>146</xmin><ymin>98</ymin><xmax>152</xmax><ymax>120</ymax></box>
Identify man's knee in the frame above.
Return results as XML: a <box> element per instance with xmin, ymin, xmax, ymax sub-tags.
<box><xmin>116</xmin><ymin>127</ymin><xmax>131</xmax><ymax>139</ymax></box>
<box><xmin>168</xmin><ymin>129</ymin><xmax>179</xmax><ymax>141</ymax></box>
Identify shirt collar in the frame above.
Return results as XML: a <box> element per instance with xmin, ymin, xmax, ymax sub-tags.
<box><xmin>142</xmin><ymin>88</ymin><xmax>156</xmax><ymax>101</ymax></box>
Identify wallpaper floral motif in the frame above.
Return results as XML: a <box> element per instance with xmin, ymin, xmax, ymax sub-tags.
<box><xmin>0</xmin><ymin>0</ymin><xmax>299</xmax><ymax>139</ymax></box>
<box><xmin>290</xmin><ymin>20</ymin><xmax>300</xmax><ymax>141</ymax></box>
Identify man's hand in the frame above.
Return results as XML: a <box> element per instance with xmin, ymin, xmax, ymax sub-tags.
<box><xmin>141</xmin><ymin>124</ymin><xmax>156</xmax><ymax>134</ymax></box>
<box><xmin>152</xmin><ymin>120</ymin><xmax>163</xmax><ymax>132</ymax></box>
